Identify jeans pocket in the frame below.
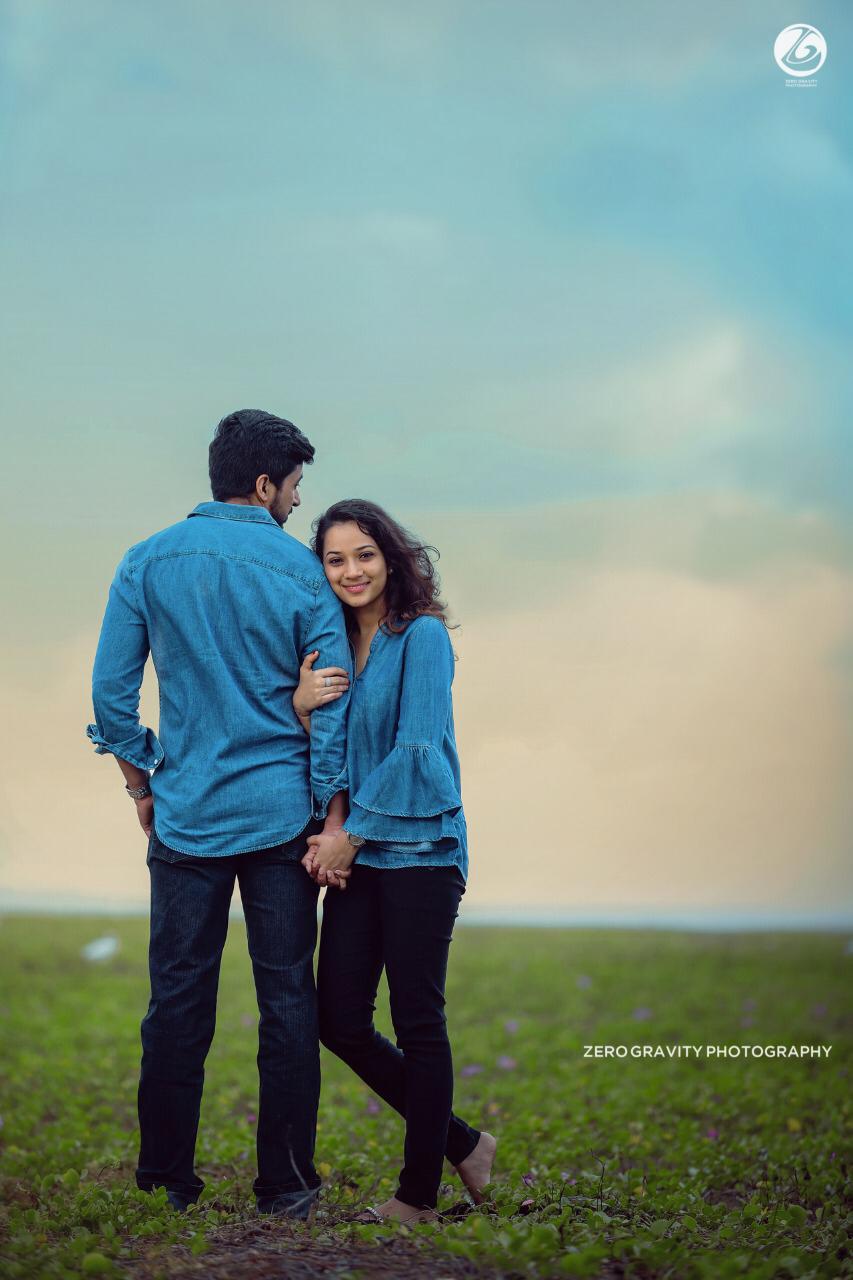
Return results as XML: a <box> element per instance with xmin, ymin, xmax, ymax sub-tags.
<box><xmin>147</xmin><ymin>832</ymin><xmax>187</xmax><ymax>865</ymax></box>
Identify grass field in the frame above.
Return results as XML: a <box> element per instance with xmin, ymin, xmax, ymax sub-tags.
<box><xmin>0</xmin><ymin>915</ymin><xmax>850</xmax><ymax>1279</ymax></box>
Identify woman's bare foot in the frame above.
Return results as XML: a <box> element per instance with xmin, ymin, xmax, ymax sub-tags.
<box><xmin>454</xmin><ymin>1131</ymin><xmax>497</xmax><ymax>1203</ymax></box>
<box><xmin>356</xmin><ymin>1196</ymin><xmax>437</xmax><ymax>1225</ymax></box>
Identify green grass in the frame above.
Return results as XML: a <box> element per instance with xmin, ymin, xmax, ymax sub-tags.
<box><xmin>0</xmin><ymin>916</ymin><xmax>850</xmax><ymax>1278</ymax></box>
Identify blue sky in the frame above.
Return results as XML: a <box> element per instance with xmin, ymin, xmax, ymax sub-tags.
<box><xmin>1</xmin><ymin>2</ymin><xmax>851</xmax><ymax>911</ymax></box>
<box><xmin>2</xmin><ymin>1</ymin><xmax>851</xmax><ymax>531</ymax></box>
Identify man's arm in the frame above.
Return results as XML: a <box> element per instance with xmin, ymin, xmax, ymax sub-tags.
<box><xmin>87</xmin><ymin>554</ymin><xmax>163</xmax><ymax>836</ymax></box>
<box><xmin>302</xmin><ymin>578</ymin><xmax>351</xmax><ymax>823</ymax></box>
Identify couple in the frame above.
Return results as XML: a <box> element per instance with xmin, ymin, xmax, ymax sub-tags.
<box><xmin>87</xmin><ymin>409</ymin><xmax>496</xmax><ymax>1224</ymax></box>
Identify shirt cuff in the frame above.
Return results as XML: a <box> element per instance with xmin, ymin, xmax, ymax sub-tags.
<box><xmin>311</xmin><ymin>767</ymin><xmax>348</xmax><ymax>820</ymax></box>
<box><xmin>344</xmin><ymin>801</ymin><xmax>463</xmax><ymax>845</ymax></box>
<box><xmin>86</xmin><ymin>724</ymin><xmax>165</xmax><ymax>775</ymax></box>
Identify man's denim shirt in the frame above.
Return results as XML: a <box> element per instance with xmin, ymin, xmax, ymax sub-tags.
<box><xmin>87</xmin><ymin>501</ymin><xmax>351</xmax><ymax>857</ymax></box>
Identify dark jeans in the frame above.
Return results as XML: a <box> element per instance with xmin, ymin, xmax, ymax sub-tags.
<box><xmin>136</xmin><ymin>826</ymin><xmax>321</xmax><ymax>1211</ymax></box>
<box><xmin>317</xmin><ymin>863</ymin><xmax>480</xmax><ymax>1210</ymax></box>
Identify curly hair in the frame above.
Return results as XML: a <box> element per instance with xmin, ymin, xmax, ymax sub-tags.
<box><xmin>310</xmin><ymin>499</ymin><xmax>452</xmax><ymax>634</ymax></box>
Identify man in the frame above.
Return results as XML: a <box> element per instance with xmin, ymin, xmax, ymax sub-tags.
<box><xmin>87</xmin><ymin>409</ymin><xmax>351</xmax><ymax>1217</ymax></box>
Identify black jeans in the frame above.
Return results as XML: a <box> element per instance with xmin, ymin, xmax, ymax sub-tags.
<box><xmin>317</xmin><ymin>863</ymin><xmax>480</xmax><ymax>1210</ymax></box>
<box><xmin>137</xmin><ymin>827</ymin><xmax>321</xmax><ymax>1210</ymax></box>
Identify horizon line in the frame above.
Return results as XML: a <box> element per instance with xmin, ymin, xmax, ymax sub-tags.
<box><xmin>1</xmin><ymin>892</ymin><xmax>851</xmax><ymax>934</ymax></box>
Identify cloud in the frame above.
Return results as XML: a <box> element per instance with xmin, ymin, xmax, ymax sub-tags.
<box><xmin>2</xmin><ymin>493</ymin><xmax>850</xmax><ymax>915</ymax></box>
<box><xmin>453</xmin><ymin>557</ymin><xmax>853</xmax><ymax>910</ymax></box>
<box><xmin>430</xmin><ymin>489</ymin><xmax>852</xmax><ymax>618</ymax></box>
<box><xmin>528</xmin><ymin>1</ymin><xmax>795</xmax><ymax>92</ymax></box>
<box><xmin>272</xmin><ymin>0</ymin><xmax>456</xmax><ymax>72</ymax></box>
<box><xmin>300</xmin><ymin>212</ymin><xmax>448</xmax><ymax>254</ymax></box>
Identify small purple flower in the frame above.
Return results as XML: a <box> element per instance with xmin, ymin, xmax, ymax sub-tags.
<box><xmin>742</xmin><ymin>998</ymin><xmax>757</xmax><ymax>1012</ymax></box>
<box><xmin>811</xmin><ymin>1003</ymin><xmax>828</xmax><ymax>1019</ymax></box>
<box><xmin>576</xmin><ymin>975</ymin><xmax>592</xmax><ymax>990</ymax></box>
<box><xmin>740</xmin><ymin>1015</ymin><xmax>755</xmax><ymax>1029</ymax></box>
<box><xmin>522</xmin><ymin>1171</ymin><xmax>536</xmax><ymax>1187</ymax></box>
<box><xmin>497</xmin><ymin>1055</ymin><xmax>517</xmax><ymax>1071</ymax></box>
<box><xmin>247</xmin><ymin>1112</ymin><xmax>257</xmax><ymax>1125</ymax></box>
<box><xmin>705</xmin><ymin>1127</ymin><xmax>718</xmax><ymax>1141</ymax></box>
<box><xmin>240</xmin><ymin>1014</ymin><xmax>254</xmax><ymax>1029</ymax></box>
<box><xmin>632</xmin><ymin>1006</ymin><xmax>652</xmax><ymax>1022</ymax></box>
<box><xmin>504</xmin><ymin>1019</ymin><xmax>520</xmax><ymax>1034</ymax></box>
<box><xmin>560</xmin><ymin>1172</ymin><xmax>576</xmax><ymax>1183</ymax></box>
<box><xmin>366</xmin><ymin>1097</ymin><xmax>381</xmax><ymax>1115</ymax></box>
<box><xmin>461</xmin><ymin>1064</ymin><xmax>483</xmax><ymax>1078</ymax></box>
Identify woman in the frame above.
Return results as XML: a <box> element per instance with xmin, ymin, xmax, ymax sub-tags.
<box><xmin>294</xmin><ymin>499</ymin><xmax>496</xmax><ymax>1224</ymax></box>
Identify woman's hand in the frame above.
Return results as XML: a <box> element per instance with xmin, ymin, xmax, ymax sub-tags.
<box><xmin>293</xmin><ymin>651</ymin><xmax>350</xmax><ymax>717</ymax></box>
<box><xmin>303</xmin><ymin>830</ymin><xmax>357</xmax><ymax>888</ymax></box>
<box><xmin>300</xmin><ymin>848</ymin><xmax>350</xmax><ymax>890</ymax></box>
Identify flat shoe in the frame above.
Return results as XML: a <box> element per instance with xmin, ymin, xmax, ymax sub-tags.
<box><xmin>354</xmin><ymin>1205</ymin><xmax>436</xmax><ymax>1225</ymax></box>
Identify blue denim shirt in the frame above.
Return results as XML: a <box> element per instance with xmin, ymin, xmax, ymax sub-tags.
<box><xmin>343</xmin><ymin>615</ymin><xmax>468</xmax><ymax>880</ymax></box>
<box><xmin>87</xmin><ymin>501</ymin><xmax>351</xmax><ymax>857</ymax></box>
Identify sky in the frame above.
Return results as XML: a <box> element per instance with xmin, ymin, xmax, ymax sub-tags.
<box><xmin>1</xmin><ymin>1</ymin><xmax>851</xmax><ymax>919</ymax></box>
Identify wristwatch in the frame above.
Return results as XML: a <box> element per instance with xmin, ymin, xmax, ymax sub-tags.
<box><xmin>125</xmin><ymin>781</ymin><xmax>152</xmax><ymax>801</ymax></box>
<box><xmin>344</xmin><ymin>830</ymin><xmax>366</xmax><ymax>849</ymax></box>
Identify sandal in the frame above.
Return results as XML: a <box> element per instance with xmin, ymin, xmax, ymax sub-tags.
<box><xmin>355</xmin><ymin>1204</ymin><xmax>437</xmax><ymax>1225</ymax></box>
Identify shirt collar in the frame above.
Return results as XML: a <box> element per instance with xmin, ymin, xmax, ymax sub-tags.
<box><xmin>188</xmin><ymin>500</ymin><xmax>280</xmax><ymax>527</ymax></box>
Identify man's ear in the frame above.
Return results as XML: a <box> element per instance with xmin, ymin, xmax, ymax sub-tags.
<box><xmin>255</xmin><ymin>474</ymin><xmax>272</xmax><ymax>503</ymax></box>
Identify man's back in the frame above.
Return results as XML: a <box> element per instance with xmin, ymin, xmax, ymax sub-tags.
<box><xmin>88</xmin><ymin>500</ymin><xmax>350</xmax><ymax>856</ymax></box>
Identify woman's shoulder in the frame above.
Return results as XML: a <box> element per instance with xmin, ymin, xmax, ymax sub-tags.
<box><xmin>400</xmin><ymin>613</ymin><xmax>451</xmax><ymax>647</ymax></box>
<box><xmin>398</xmin><ymin>615</ymin><xmax>455</xmax><ymax>674</ymax></box>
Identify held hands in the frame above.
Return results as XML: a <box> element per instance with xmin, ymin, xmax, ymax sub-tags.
<box><xmin>301</xmin><ymin>829</ymin><xmax>356</xmax><ymax>891</ymax></box>
<box><xmin>293</xmin><ymin>651</ymin><xmax>350</xmax><ymax>717</ymax></box>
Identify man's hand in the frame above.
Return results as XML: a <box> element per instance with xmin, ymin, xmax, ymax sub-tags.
<box><xmin>135</xmin><ymin>795</ymin><xmax>154</xmax><ymax>838</ymax></box>
<box><xmin>300</xmin><ymin>848</ymin><xmax>350</xmax><ymax>890</ymax></box>
<box><xmin>303</xmin><ymin>830</ymin><xmax>356</xmax><ymax>888</ymax></box>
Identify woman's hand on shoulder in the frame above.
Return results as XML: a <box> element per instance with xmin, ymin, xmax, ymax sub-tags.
<box><xmin>293</xmin><ymin>650</ymin><xmax>350</xmax><ymax>716</ymax></box>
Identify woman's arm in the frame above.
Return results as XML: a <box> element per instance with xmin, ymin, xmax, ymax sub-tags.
<box><xmin>293</xmin><ymin>649</ymin><xmax>350</xmax><ymax>736</ymax></box>
<box><xmin>343</xmin><ymin>618</ymin><xmax>461</xmax><ymax>844</ymax></box>
<box><xmin>389</xmin><ymin>618</ymin><xmax>455</xmax><ymax>748</ymax></box>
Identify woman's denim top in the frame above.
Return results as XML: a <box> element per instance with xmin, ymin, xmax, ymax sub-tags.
<box><xmin>344</xmin><ymin>614</ymin><xmax>467</xmax><ymax>879</ymax></box>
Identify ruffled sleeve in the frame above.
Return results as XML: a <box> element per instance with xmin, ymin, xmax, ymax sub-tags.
<box><xmin>346</xmin><ymin>742</ymin><xmax>463</xmax><ymax>845</ymax></box>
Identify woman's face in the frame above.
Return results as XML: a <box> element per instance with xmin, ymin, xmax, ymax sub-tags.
<box><xmin>321</xmin><ymin>520</ymin><xmax>388</xmax><ymax>611</ymax></box>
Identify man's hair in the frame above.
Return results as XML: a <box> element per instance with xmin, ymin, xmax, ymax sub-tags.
<box><xmin>208</xmin><ymin>409</ymin><xmax>315</xmax><ymax>501</ymax></box>
<box><xmin>311</xmin><ymin>498</ymin><xmax>451</xmax><ymax>634</ymax></box>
